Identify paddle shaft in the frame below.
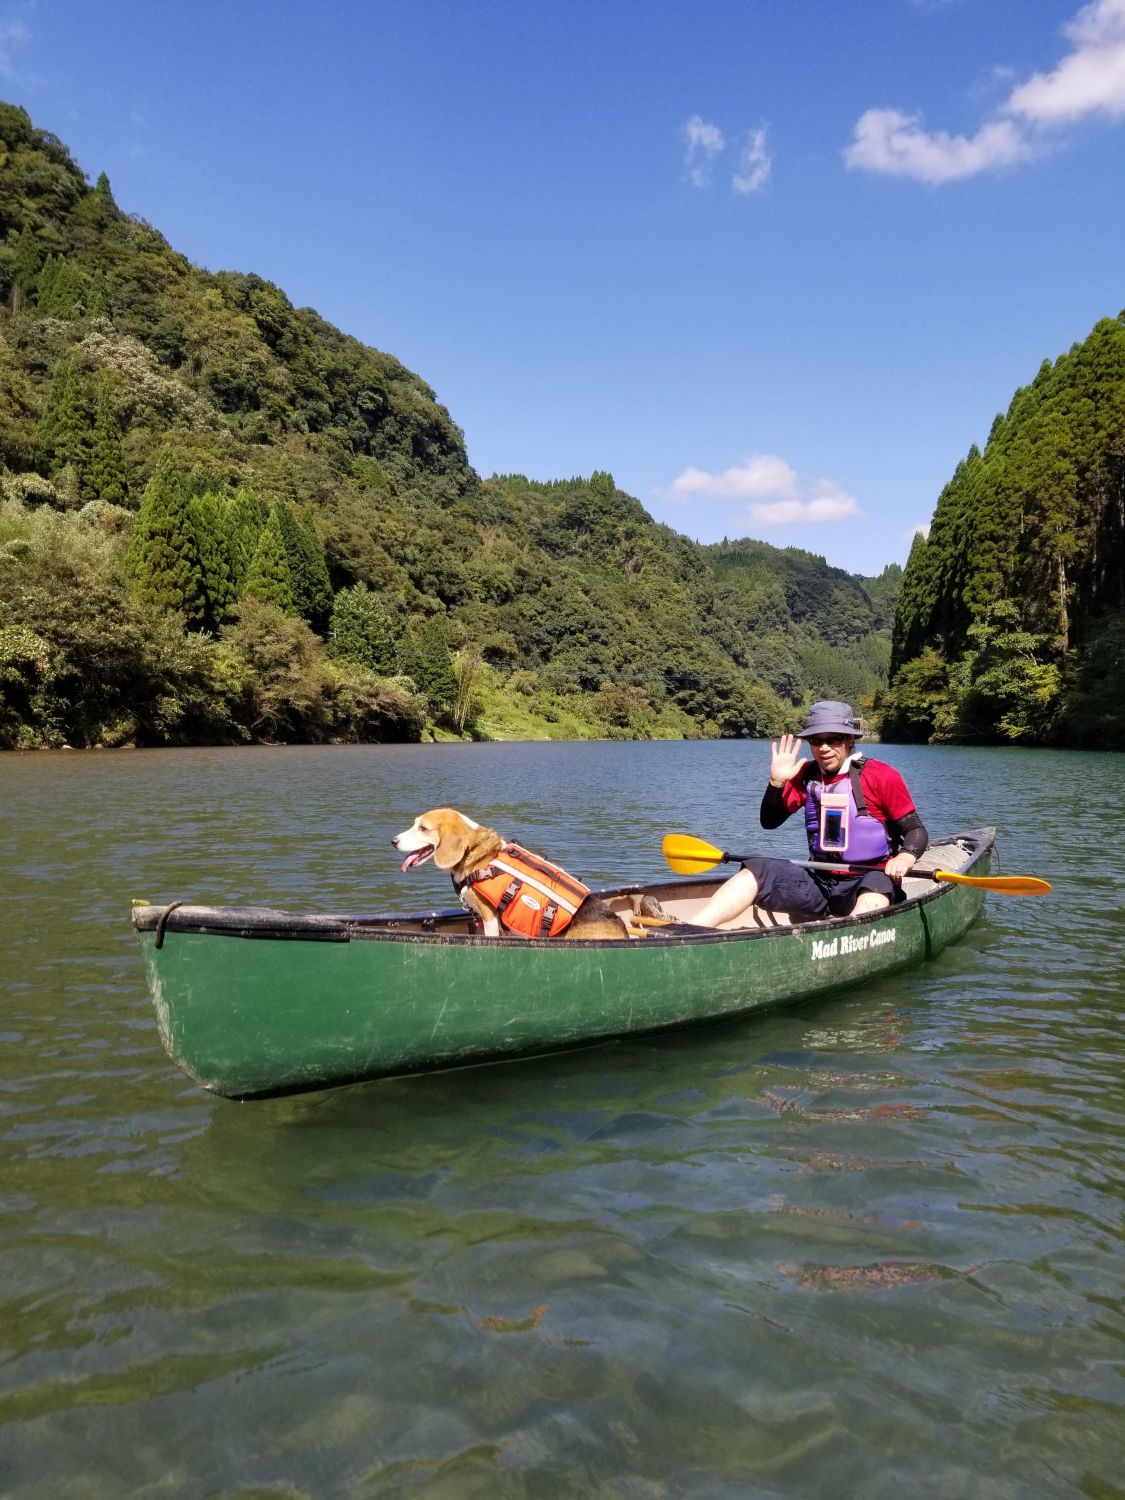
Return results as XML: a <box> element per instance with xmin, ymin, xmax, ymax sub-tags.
<box><xmin>723</xmin><ymin>853</ymin><xmax>943</xmax><ymax>882</ymax></box>
<box><xmin>661</xmin><ymin>833</ymin><xmax>1050</xmax><ymax>894</ymax></box>
<box><xmin>798</xmin><ymin>858</ymin><xmax>904</xmax><ymax>878</ymax></box>
<box><xmin>736</xmin><ymin>853</ymin><xmax>1045</xmax><ymax>892</ymax></box>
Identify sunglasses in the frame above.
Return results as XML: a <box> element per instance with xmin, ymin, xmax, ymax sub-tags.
<box><xmin>807</xmin><ymin>735</ymin><xmax>848</xmax><ymax>747</ymax></box>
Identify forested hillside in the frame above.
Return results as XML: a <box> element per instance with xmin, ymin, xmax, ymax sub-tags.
<box><xmin>880</xmin><ymin>313</ymin><xmax>1125</xmax><ymax>746</ymax></box>
<box><xmin>0</xmin><ymin>102</ymin><xmax>896</xmax><ymax>749</ymax></box>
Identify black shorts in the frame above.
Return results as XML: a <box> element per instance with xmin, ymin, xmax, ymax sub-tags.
<box><xmin>741</xmin><ymin>857</ymin><xmax>897</xmax><ymax>918</ymax></box>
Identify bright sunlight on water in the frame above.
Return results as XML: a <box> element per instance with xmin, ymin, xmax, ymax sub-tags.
<box><xmin>1</xmin><ymin>741</ymin><xmax>1123</xmax><ymax>1498</ymax></box>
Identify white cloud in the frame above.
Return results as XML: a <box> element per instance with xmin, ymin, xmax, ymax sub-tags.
<box><xmin>845</xmin><ymin>109</ymin><xmax>1031</xmax><ymax>183</ymax></box>
<box><xmin>1007</xmin><ymin>0</ymin><xmax>1125</xmax><ymax>122</ymax></box>
<box><xmin>732</xmin><ymin>126</ymin><xmax>772</xmax><ymax>194</ymax></box>
<box><xmin>669</xmin><ymin>453</ymin><xmax>797</xmax><ymax>501</ymax></box>
<box><xmin>683</xmin><ymin>115</ymin><xmax>725</xmax><ymax>188</ymax></box>
<box><xmin>667</xmin><ymin>459</ymin><xmax>862</xmax><ymax>529</ymax></box>
<box><xmin>844</xmin><ymin>0</ymin><xmax>1125</xmax><ymax>183</ymax></box>
<box><xmin>750</xmin><ymin>481</ymin><xmax>862</xmax><ymax>527</ymax></box>
<box><xmin>0</xmin><ymin>19</ymin><xmax>28</xmax><ymax>79</ymax></box>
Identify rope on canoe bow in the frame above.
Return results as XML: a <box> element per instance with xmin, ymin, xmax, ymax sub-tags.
<box><xmin>154</xmin><ymin>901</ymin><xmax>185</xmax><ymax>949</ymax></box>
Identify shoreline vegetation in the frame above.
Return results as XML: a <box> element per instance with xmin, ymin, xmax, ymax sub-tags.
<box><xmin>1</xmin><ymin>101</ymin><xmax>1122</xmax><ymax>753</ymax></box>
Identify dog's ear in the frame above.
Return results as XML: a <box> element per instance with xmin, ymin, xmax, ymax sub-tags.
<box><xmin>430</xmin><ymin>811</ymin><xmax>470</xmax><ymax>870</ymax></box>
<box><xmin>432</xmin><ymin>829</ymin><xmax>468</xmax><ymax>870</ymax></box>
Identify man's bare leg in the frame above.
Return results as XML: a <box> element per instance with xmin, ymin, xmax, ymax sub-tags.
<box><xmin>851</xmin><ymin>891</ymin><xmax>890</xmax><ymax>915</ymax></box>
<box><xmin>693</xmin><ymin>868</ymin><xmax>760</xmax><ymax>928</ymax></box>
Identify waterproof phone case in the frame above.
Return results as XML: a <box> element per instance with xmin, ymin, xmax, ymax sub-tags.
<box><xmin>819</xmin><ymin>790</ymin><xmax>850</xmax><ymax>853</ymax></box>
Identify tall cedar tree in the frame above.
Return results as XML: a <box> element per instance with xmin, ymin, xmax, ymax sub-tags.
<box><xmin>224</xmin><ymin>489</ymin><xmax>269</xmax><ymax>593</ymax></box>
<box><xmin>10</xmin><ymin>226</ymin><xmax>43</xmax><ymax>306</ymax></box>
<box><xmin>39</xmin><ymin>357</ymin><xmax>92</xmax><ymax>480</ymax></box>
<box><xmin>126</xmin><ymin>457</ymin><xmax>206</xmax><ymax>624</ymax></box>
<box><xmin>190</xmin><ymin>491</ymin><xmax>238</xmax><ymax>627</ymax></box>
<box><xmin>275</xmin><ymin>501</ymin><xmax>332</xmax><ymax>624</ymax></box>
<box><xmin>242</xmin><ymin>508</ymin><xmax>295</xmax><ymax>612</ymax></box>
<box><xmin>36</xmin><ymin>254</ymin><xmax>86</xmax><ymax>318</ymax></box>
<box><xmin>85</xmin><ymin>374</ymin><xmax>128</xmax><ymax>505</ymax></box>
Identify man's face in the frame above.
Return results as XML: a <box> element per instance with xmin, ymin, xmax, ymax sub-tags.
<box><xmin>807</xmin><ymin>734</ymin><xmax>854</xmax><ymax>776</ymax></box>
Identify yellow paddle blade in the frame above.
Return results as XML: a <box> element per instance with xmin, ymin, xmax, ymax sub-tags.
<box><xmin>662</xmin><ymin>833</ymin><xmax>726</xmax><ymax>875</ymax></box>
<box><xmin>933</xmin><ymin>870</ymin><xmax>1052</xmax><ymax>896</ymax></box>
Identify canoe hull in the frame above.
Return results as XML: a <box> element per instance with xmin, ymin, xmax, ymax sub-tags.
<box><xmin>136</xmin><ymin>829</ymin><xmax>994</xmax><ymax>1098</ymax></box>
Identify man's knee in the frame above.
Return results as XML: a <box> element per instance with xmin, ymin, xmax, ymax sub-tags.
<box><xmin>852</xmin><ymin>890</ymin><xmax>891</xmax><ymax>915</ymax></box>
<box><xmin>694</xmin><ymin>868</ymin><xmax>759</xmax><ymax>927</ymax></box>
<box><xmin>717</xmin><ymin>868</ymin><xmax>760</xmax><ymax>913</ymax></box>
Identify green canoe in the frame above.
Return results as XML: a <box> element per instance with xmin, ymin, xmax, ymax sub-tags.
<box><xmin>133</xmin><ymin>827</ymin><xmax>995</xmax><ymax>1099</ymax></box>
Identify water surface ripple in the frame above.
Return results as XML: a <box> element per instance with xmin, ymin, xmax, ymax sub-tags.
<box><xmin>1</xmin><ymin>742</ymin><xmax>1122</xmax><ymax>1497</ymax></box>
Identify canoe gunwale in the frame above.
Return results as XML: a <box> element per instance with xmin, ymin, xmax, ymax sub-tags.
<box><xmin>133</xmin><ymin>827</ymin><xmax>996</xmax><ymax>949</ymax></box>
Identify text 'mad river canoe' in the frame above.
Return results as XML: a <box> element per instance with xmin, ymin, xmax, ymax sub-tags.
<box><xmin>133</xmin><ymin>828</ymin><xmax>998</xmax><ymax>1100</ymax></box>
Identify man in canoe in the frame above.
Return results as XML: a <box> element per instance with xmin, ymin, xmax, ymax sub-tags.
<box><xmin>693</xmin><ymin>700</ymin><xmax>928</xmax><ymax>927</ymax></box>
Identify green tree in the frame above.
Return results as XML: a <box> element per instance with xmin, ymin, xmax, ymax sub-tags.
<box><xmin>216</xmin><ymin>601</ymin><xmax>330</xmax><ymax>742</ymax></box>
<box><xmin>452</xmin><ymin>647</ymin><xmax>484</xmax><ymax>732</ymax></box>
<box><xmin>398</xmin><ymin>615</ymin><xmax>457</xmax><ymax>720</ymax></box>
<box><xmin>85</xmin><ymin>373</ymin><xmax>128</xmax><ymax>505</ymax></box>
<box><xmin>327</xmin><ymin>582</ymin><xmax>397</xmax><ymax>672</ymax></box>
<box><xmin>126</xmin><ymin>456</ymin><xmax>206</xmax><ymax>624</ymax></box>
<box><xmin>9</xmin><ymin>226</ymin><xmax>43</xmax><ymax>309</ymax></box>
<box><xmin>0</xmin><ymin>623</ymin><xmax>51</xmax><ymax>745</ymax></box>
<box><xmin>0</xmin><ymin>337</ymin><xmax>41</xmax><ymax>471</ymax></box>
<box><xmin>39</xmin><ymin>357</ymin><xmax>93</xmax><ymax>481</ymax></box>
<box><xmin>876</xmin><ymin>646</ymin><xmax>952</xmax><ymax>743</ymax></box>
<box><xmin>242</xmin><ymin>508</ymin><xmax>295</xmax><ymax>612</ymax></box>
<box><xmin>36</xmin><ymin>253</ymin><xmax>87</xmax><ymax>318</ymax></box>
<box><xmin>223</xmin><ymin>488</ymin><xmax>268</xmax><ymax>593</ymax></box>
<box><xmin>1058</xmin><ymin>616</ymin><xmax>1125</xmax><ymax>746</ymax></box>
<box><xmin>595</xmin><ymin>680</ymin><xmax>654</xmax><ymax>738</ymax></box>
<box><xmin>84</xmin><ymin>268</ymin><xmax>109</xmax><ymax>318</ymax></box>
<box><xmin>275</xmin><ymin>501</ymin><xmax>332</xmax><ymax>624</ymax></box>
<box><xmin>190</xmin><ymin>491</ymin><xmax>238</xmax><ymax>627</ymax></box>
<box><xmin>960</xmin><ymin>601</ymin><xmax>1061</xmax><ymax>742</ymax></box>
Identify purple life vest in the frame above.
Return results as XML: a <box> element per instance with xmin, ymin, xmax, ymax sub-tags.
<box><xmin>803</xmin><ymin>760</ymin><xmax>891</xmax><ymax>864</ymax></box>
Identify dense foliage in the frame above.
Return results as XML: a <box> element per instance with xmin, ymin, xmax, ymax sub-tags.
<box><xmin>0</xmin><ymin>102</ymin><xmax>898</xmax><ymax>749</ymax></box>
<box><xmin>881</xmin><ymin>315</ymin><xmax>1125</xmax><ymax>745</ymax></box>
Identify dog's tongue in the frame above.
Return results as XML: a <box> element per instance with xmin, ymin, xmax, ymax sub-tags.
<box><xmin>402</xmin><ymin>847</ymin><xmax>433</xmax><ymax>872</ymax></box>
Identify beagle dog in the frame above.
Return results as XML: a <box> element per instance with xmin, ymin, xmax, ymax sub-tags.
<box><xmin>392</xmin><ymin>807</ymin><xmax>645</xmax><ymax>939</ymax></box>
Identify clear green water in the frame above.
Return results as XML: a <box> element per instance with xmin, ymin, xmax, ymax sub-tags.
<box><xmin>1</xmin><ymin>742</ymin><xmax>1122</xmax><ymax>1498</ymax></box>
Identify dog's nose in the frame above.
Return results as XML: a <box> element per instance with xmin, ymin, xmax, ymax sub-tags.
<box><xmin>391</xmin><ymin>836</ymin><xmax>400</xmax><ymax>848</ymax></box>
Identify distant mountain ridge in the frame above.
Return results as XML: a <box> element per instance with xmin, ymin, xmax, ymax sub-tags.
<box><xmin>0</xmin><ymin>100</ymin><xmax>896</xmax><ymax>747</ymax></box>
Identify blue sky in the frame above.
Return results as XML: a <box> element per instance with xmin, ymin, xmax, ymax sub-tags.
<box><xmin>3</xmin><ymin>0</ymin><xmax>1124</xmax><ymax>574</ymax></box>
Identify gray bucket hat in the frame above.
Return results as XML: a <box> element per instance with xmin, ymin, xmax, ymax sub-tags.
<box><xmin>797</xmin><ymin>700</ymin><xmax>862</xmax><ymax>739</ymax></box>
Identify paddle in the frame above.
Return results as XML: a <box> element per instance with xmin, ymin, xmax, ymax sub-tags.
<box><xmin>661</xmin><ymin>833</ymin><xmax>1052</xmax><ymax>896</ymax></box>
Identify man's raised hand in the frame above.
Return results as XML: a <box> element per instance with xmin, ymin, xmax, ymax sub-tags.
<box><xmin>770</xmin><ymin>733</ymin><xmax>807</xmax><ymax>787</ymax></box>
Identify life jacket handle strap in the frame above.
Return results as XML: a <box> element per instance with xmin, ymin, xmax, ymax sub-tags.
<box><xmin>848</xmin><ymin>762</ymin><xmax>868</xmax><ymax>817</ymax></box>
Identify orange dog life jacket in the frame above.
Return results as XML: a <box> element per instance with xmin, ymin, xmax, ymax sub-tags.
<box><xmin>455</xmin><ymin>843</ymin><xmax>590</xmax><ymax>938</ymax></box>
